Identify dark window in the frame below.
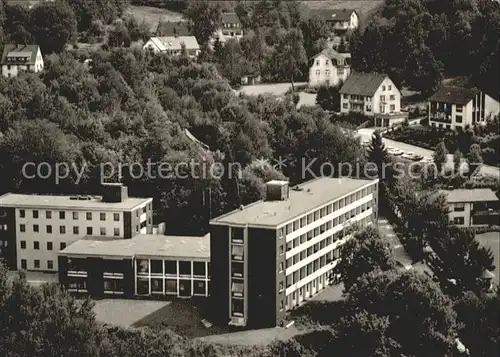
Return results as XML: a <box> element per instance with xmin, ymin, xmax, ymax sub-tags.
<box><xmin>151</xmin><ymin>260</ymin><xmax>162</xmax><ymax>274</ymax></box>
<box><xmin>47</xmin><ymin>242</ymin><xmax>53</xmax><ymax>250</ymax></box>
<box><xmin>73</xmin><ymin>212</ymin><xmax>78</xmax><ymax>220</ymax></box>
<box><xmin>21</xmin><ymin>259</ymin><xmax>27</xmax><ymax>269</ymax></box>
<box><xmin>193</xmin><ymin>262</ymin><xmax>206</xmax><ymax>276</ymax></box>
<box><xmin>179</xmin><ymin>261</ymin><xmax>191</xmax><ymax>275</ymax></box>
<box><xmin>34</xmin><ymin>260</ymin><xmax>40</xmax><ymax>268</ymax></box>
<box><xmin>34</xmin><ymin>241</ymin><xmax>39</xmax><ymax>250</ymax></box>
<box><xmin>86</xmin><ymin>227</ymin><xmax>92</xmax><ymax>235</ymax></box>
<box><xmin>33</xmin><ymin>224</ymin><xmax>39</xmax><ymax>233</ymax></box>
<box><xmin>86</xmin><ymin>212</ymin><xmax>92</xmax><ymax>220</ymax></box>
<box><xmin>164</xmin><ymin>260</ymin><xmax>177</xmax><ymax>275</ymax></box>
<box><xmin>60</xmin><ymin>226</ymin><xmax>66</xmax><ymax>234</ymax></box>
<box><xmin>60</xmin><ymin>242</ymin><xmax>66</xmax><ymax>250</ymax></box>
<box><xmin>20</xmin><ymin>224</ymin><xmax>25</xmax><ymax>232</ymax></box>
<box><xmin>47</xmin><ymin>260</ymin><xmax>53</xmax><ymax>269</ymax></box>
<box><xmin>100</xmin><ymin>213</ymin><xmax>106</xmax><ymax>221</ymax></box>
<box><xmin>33</xmin><ymin>210</ymin><xmax>39</xmax><ymax>218</ymax></box>
<box><xmin>20</xmin><ymin>209</ymin><xmax>25</xmax><ymax>218</ymax></box>
<box><xmin>100</xmin><ymin>227</ymin><xmax>106</xmax><ymax>236</ymax></box>
<box><xmin>73</xmin><ymin>226</ymin><xmax>79</xmax><ymax>234</ymax></box>
<box><xmin>46</xmin><ymin>211</ymin><xmax>52</xmax><ymax>219</ymax></box>
<box><xmin>59</xmin><ymin>211</ymin><xmax>65</xmax><ymax>219</ymax></box>
<box><xmin>20</xmin><ymin>241</ymin><xmax>26</xmax><ymax>249</ymax></box>
<box><xmin>113</xmin><ymin>213</ymin><xmax>119</xmax><ymax>221</ymax></box>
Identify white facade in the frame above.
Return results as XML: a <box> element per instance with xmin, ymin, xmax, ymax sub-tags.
<box><xmin>340</xmin><ymin>77</ymin><xmax>401</xmax><ymax>116</ymax></box>
<box><xmin>15</xmin><ymin>202</ymin><xmax>150</xmax><ymax>271</ymax></box>
<box><xmin>429</xmin><ymin>93</ymin><xmax>499</xmax><ymax>130</ymax></box>
<box><xmin>283</xmin><ymin>183</ymin><xmax>377</xmax><ymax>309</ymax></box>
<box><xmin>143</xmin><ymin>37</ymin><xmax>200</xmax><ymax>57</ymax></box>
<box><xmin>309</xmin><ymin>53</ymin><xmax>350</xmax><ymax>87</ymax></box>
<box><xmin>2</xmin><ymin>47</ymin><xmax>44</xmax><ymax>78</ymax></box>
<box><xmin>330</xmin><ymin>11</ymin><xmax>359</xmax><ymax>31</ymax></box>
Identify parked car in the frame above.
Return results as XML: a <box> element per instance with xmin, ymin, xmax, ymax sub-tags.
<box><xmin>388</xmin><ymin>148</ymin><xmax>403</xmax><ymax>156</ymax></box>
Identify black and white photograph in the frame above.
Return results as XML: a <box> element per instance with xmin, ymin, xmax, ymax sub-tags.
<box><xmin>0</xmin><ymin>0</ymin><xmax>498</xmax><ymax>356</ymax></box>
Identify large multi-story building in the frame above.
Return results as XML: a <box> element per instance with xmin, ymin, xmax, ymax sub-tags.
<box><xmin>0</xmin><ymin>183</ymin><xmax>153</xmax><ymax>271</ymax></box>
<box><xmin>339</xmin><ymin>72</ymin><xmax>408</xmax><ymax>127</ymax></box>
<box><xmin>57</xmin><ymin>233</ymin><xmax>210</xmax><ymax>299</ymax></box>
<box><xmin>309</xmin><ymin>48</ymin><xmax>351</xmax><ymax>88</ymax></box>
<box><xmin>428</xmin><ymin>86</ymin><xmax>499</xmax><ymax>130</ymax></box>
<box><xmin>441</xmin><ymin>188</ymin><xmax>499</xmax><ymax>227</ymax></box>
<box><xmin>209</xmin><ymin>177</ymin><xmax>379</xmax><ymax>328</ymax></box>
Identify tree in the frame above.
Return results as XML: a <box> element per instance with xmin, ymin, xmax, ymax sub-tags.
<box><xmin>366</xmin><ymin>130</ymin><xmax>394</xmax><ymax>184</ymax></box>
<box><xmin>454</xmin><ymin>290</ymin><xmax>500</xmax><ymax>357</ymax></box>
<box><xmin>433</xmin><ymin>140</ymin><xmax>448</xmax><ymax>173</ymax></box>
<box><xmin>346</xmin><ymin>270</ymin><xmax>458</xmax><ymax>357</ymax></box>
<box><xmin>315</xmin><ymin>83</ymin><xmax>342</xmax><ymax>112</ymax></box>
<box><xmin>453</xmin><ymin>148</ymin><xmax>462</xmax><ymax>172</ymax></box>
<box><xmin>268</xmin><ymin>339</ymin><xmax>316</xmax><ymax>357</ymax></box>
<box><xmin>273</xmin><ymin>28</ymin><xmax>307</xmax><ymax>91</ymax></box>
<box><xmin>404</xmin><ymin>45</ymin><xmax>444</xmax><ymax>96</ymax></box>
<box><xmin>184</xmin><ymin>0</ymin><xmax>222</xmax><ymax>45</ymax></box>
<box><xmin>334</xmin><ymin>226</ymin><xmax>397</xmax><ymax>292</ymax></box>
<box><xmin>338</xmin><ymin>37</ymin><xmax>348</xmax><ymax>53</ymax></box>
<box><xmin>108</xmin><ymin>20</ymin><xmax>131</xmax><ymax>48</ymax></box>
<box><xmin>29</xmin><ymin>2</ymin><xmax>77</xmax><ymax>54</ymax></box>
<box><xmin>466</xmin><ymin>143</ymin><xmax>483</xmax><ymax>176</ymax></box>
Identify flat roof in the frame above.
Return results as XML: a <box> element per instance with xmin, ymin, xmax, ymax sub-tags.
<box><xmin>210</xmin><ymin>177</ymin><xmax>377</xmax><ymax>228</ymax></box>
<box><xmin>59</xmin><ymin>234</ymin><xmax>210</xmax><ymax>260</ymax></box>
<box><xmin>0</xmin><ymin>193</ymin><xmax>152</xmax><ymax>211</ymax></box>
<box><xmin>441</xmin><ymin>188</ymin><xmax>498</xmax><ymax>203</ymax></box>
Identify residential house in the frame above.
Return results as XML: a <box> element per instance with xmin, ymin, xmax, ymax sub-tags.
<box><xmin>309</xmin><ymin>9</ymin><xmax>359</xmax><ymax>33</ymax></box>
<box><xmin>1</xmin><ymin>44</ymin><xmax>44</xmax><ymax>78</ymax></box>
<box><xmin>143</xmin><ymin>36</ymin><xmax>200</xmax><ymax>57</ymax></box>
<box><xmin>428</xmin><ymin>86</ymin><xmax>499</xmax><ymax>130</ymax></box>
<box><xmin>309</xmin><ymin>48</ymin><xmax>351</xmax><ymax>88</ymax></box>
<box><xmin>441</xmin><ymin>188</ymin><xmax>499</xmax><ymax>227</ymax></box>
<box><xmin>220</xmin><ymin>12</ymin><xmax>244</xmax><ymax>40</ymax></box>
<box><xmin>339</xmin><ymin>72</ymin><xmax>408</xmax><ymax>127</ymax></box>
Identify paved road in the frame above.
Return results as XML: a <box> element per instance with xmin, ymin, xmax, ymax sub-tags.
<box><xmin>377</xmin><ymin>217</ymin><xmax>412</xmax><ymax>268</ymax></box>
<box><xmin>358</xmin><ymin>128</ymin><xmax>500</xmax><ymax>178</ymax></box>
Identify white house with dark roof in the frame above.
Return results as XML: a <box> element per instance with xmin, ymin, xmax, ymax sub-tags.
<box><xmin>143</xmin><ymin>36</ymin><xmax>200</xmax><ymax>57</ymax></box>
<box><xmin>220</xmin><ymin>12</ymin><xmax>243</xmax><ymax>39</ymax></box>
<box><xmin>441</xmin><ymin>188</ymin><xmax>499</xmax><ymax>227</ymax></box>
<box><xmin>309</xmin><ymin>9</ymin><xmax>359</xmax><ymax>32</ymax></box>
<box><xmin>339</xmin><ymin>72</ymin><xmax>408</xmax><ymax>126</ymax></box>
<box><xmin>1</xmin><ymin>44</ymin><xmax>44</xmax><ymax>77</ymax></box>
<box><xmin>309</xmin><ymin>48</ymin><xmax>351</xmax><ymax>87</ymax></box>
<box><xmin>428</xmin><ymin>86</ymin><xmax>499</xmax><ymax>130</ymax></box>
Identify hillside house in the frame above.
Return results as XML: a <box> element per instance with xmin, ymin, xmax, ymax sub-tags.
<box><xmin>339</xmin><ymin>72</ymin><xmax>408</xmax><ymax>127</ymax></box>
<box><xmin>143</xmin><ymin>36</ymin><xmax>200</xmax><ymax>57</ymax></box>
<box><xmin>309</xmin><ymin>9</ymin><xmax>359</xmax><ymax>33</ymax></box>
<box><xmin>1</xmin><ymin>44</ymin><xmax>44</xmax><ymax>78</ymax></box>
<box><xmin>309</xmin><ymin>48</ymin><xmax>351</xmax><ymax>87</ymax></box>
<box><xmin>428</xmin><ymin>86</ymin><xmax>499</xmax><ymax>130</ymax></box>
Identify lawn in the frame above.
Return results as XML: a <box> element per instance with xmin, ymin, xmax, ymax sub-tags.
<box><xmin>92</xmin><ymin>299</ymin><xmax>170</xmax><ymax>328</ymax></box>
<box><xmin>126</xmin><ymin>5</ymin><xmax>184</xmax><ymax>32</ymax></box>
<box><xmin>476</xmin><ymin>231</ymin><xmax>500</xmax><ymax>284</ymax></box>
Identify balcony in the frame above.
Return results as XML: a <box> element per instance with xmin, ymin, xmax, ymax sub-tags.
<box><xmin>429</xmin><ymin>113</ymin><xmax>452</xmax><ymax>123</ymax></box>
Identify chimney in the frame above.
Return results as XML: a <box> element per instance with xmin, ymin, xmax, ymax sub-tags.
<box><xmin>101</xmin><ymin>182</ymin><xmax>128</xmax><ymax>203</ymax></box>
<box><xmin>265</xmin><ymin>180</ymin><xmax>290</xmax><ymax>201</ymax></box>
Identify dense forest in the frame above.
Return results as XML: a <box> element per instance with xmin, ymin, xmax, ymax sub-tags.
<box><xmin>351</xmin><ymin>0</ymin><xmax>500</xmax><ymax>96</ymax></box>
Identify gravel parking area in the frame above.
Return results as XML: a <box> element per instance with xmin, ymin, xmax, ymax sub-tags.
<box><xmin>92</xmin><ymin>299</ymin><xmax>170</xmax><ymax>328</ymax></box>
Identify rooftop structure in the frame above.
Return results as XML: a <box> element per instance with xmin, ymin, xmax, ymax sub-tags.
<box><xmin>339</xmin><ymin>72</ymin><xmax>389</xmax><ymax>96</ymax></box>
<box><xmin>428</xmin><ymin>86</ymin><xmax>482</xmax><ymax>105</ymax></box>
<box><xmin>210</xmin><ymin>177</ymin><xmax>376</xmax><ymax>227</ymax></box>
<box><xmin>441</xmin><ymin>188</ymin><xmax>498</xmax><ymax>203</ymax></box>
<box><xmin>60</xmin><ymin>233</ymin><xmax>210</xmax><ymax>260</ymax></box>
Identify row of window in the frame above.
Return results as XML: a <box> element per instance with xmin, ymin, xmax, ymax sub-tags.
<box><xmin>136</xmin><ymin>259</ymin><xmax>209</xmax><ymax>276</ymax></box>
<box><xmin>20</xmin><ymin>209</ymin><xmax>121</xmax><ymax>221</ymax></box>
<box><xmin>20</xmin><ymin>259</ymin><xmax>53</xmax><ymax>270</ymax></box>
<box><xmin>20</xmin><ymin>224</ymin><xmax>121</xmax><ymax>236</ymax></box>
<box><xmin>21</xmin><ymin>241</ymin><xmax>66</xmax><ymax>251</ymax></box>
<box><xmin>314</xmin><ymin>59</ymin><xmax>349</xmax><ymax>67</ymax></box>
<box><xmin>284</xmin><ymin>203</ymin><xmax>372</xmax><ymax>253</ymax></box>
<box><xmin>285</xmin><ymin>247</ymin><xmax>341</xmax><ymax>288</ymax></box>
<box><xmin>136</xmin><ymin>277</ymin><xmax>208</xmax><ymax>296</ymax></box>
<box><xmin>276</xmin><ymin>186</ymin><xmax>376</xmax><ymax>237</ymax></box>
<box><xmin>285</xmin><ymin>214</ymin><xmax>374</xmax><ymax>271</ymax></box>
